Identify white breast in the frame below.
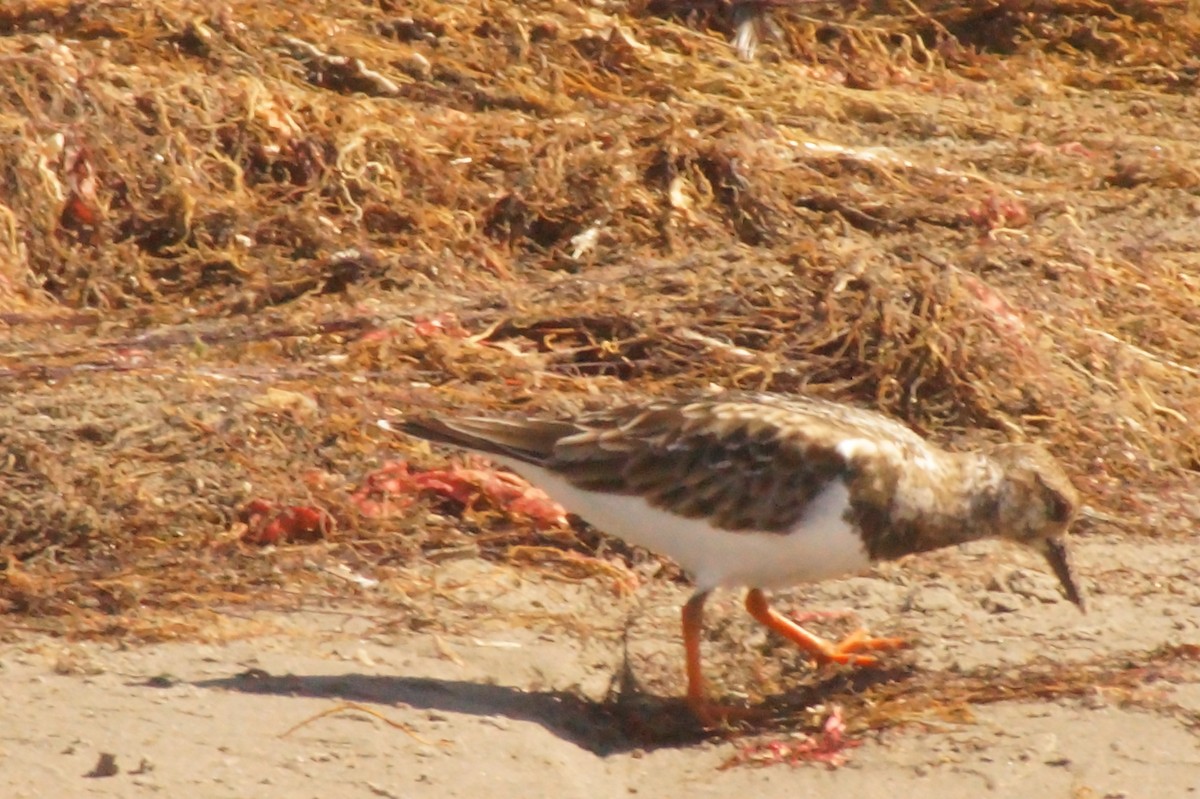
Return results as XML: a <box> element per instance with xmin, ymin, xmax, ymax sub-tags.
<box><xmin>496</xmin><ymin>459</ymin><xmax>871</xmax><ymax>592</ymax></box>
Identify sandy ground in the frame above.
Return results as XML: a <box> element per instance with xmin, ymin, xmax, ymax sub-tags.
<box><xmin>5</xmin><ymin>531</ymin><xmax>1200</xmax><ymax>798</ymax></box>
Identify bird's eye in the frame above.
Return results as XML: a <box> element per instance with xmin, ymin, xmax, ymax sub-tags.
<box><xmin>1046</xmin><ymin>490</ymin><xmax>1073</xmax><ymax>523</ymax></box>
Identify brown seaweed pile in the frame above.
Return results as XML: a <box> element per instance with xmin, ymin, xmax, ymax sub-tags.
<box><xmin>1</xmin><ymin>0</ymin><xmax>1198</xmax><ymax>639</ymax></box>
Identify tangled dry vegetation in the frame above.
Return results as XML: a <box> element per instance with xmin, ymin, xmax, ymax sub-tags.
<box><xmin>1</xmin><ymin>0</ymin><xmax>1199</xmax><ymax>648</ymax></box>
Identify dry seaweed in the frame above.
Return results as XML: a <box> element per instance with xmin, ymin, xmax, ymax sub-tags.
<box><xmin>0</xmin><ymin>0</ymin><xmax>1197</xmax><ymax>639</ymax></box>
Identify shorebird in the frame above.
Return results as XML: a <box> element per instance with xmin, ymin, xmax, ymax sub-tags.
<box><xmin>401</xmin><ymin>391</ymin><xmax>1085</xmax><ymax>724</ymax></box>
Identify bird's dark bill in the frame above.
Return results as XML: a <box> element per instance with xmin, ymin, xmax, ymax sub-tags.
<box><xmin>1043</xmin><ymin>537</ymin><xmax>1085</xmax><ymax>612</ymax></box>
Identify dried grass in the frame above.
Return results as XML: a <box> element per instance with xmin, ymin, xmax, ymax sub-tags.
<box><xmin>1</xmin><ymin>0</ymin><xmax>1198</xmax><ymax>637</ymax></box>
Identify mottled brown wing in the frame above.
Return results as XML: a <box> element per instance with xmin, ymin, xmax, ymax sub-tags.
<box><xmin>549</xmin><ymin>396</ymin><xmax>862</xmax><ymax>533</ymax></box>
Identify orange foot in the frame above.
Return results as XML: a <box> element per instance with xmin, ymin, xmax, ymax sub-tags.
<box><xmin>746</xmin><ymin>588</ymin><xmax>907</xmax><ymax>667</ymax></box>
<box><xmin>807</xmin><ymin>627</ymin><xmax>909</xmax><ymax>667</ymax></box>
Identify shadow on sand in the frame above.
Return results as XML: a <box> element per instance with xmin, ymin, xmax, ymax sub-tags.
<box><xmin>193</xmin><ymin>663</ymin><xmax>914</xmax><ymax>755</ymax></box>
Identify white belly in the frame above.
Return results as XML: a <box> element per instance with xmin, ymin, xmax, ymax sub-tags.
<box><xmin>497</xmin><ymin>459</ymin><xmax>871</xmax><ymax>592</ymax></box>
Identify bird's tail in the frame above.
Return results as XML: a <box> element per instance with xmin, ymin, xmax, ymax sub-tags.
<box><xmin>399</xmin><ymin>415</ymin><xmax>578</xmax><ymax>466</ymax></box>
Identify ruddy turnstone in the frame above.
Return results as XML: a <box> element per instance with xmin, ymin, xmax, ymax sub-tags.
<box><xmin>401</xmin><ymin>392</ymin><xmax>1084</xmax><ymax>724</ymax></box>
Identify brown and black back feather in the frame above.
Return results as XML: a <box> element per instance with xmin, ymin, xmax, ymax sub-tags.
<box><xmin>401</xmin><ymin>393</ymin><xmax>907</xmax><ymax>534</ymax></box>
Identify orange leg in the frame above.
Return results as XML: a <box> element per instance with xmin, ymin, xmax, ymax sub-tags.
<box><xmin>682</xmin><ymin>591</ymin><xmax>760</xmax><ymax>727</ymax></box>
<box><xmin>744</xmin><ymin>588</ymin><xmax>906</xmax><ymax>666</ymax></box>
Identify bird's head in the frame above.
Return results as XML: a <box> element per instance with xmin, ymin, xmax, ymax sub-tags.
<box><xmin>989</xmin><ymin>443</ymin><xmax>1085</xmax><ymax>611</ymax></box>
